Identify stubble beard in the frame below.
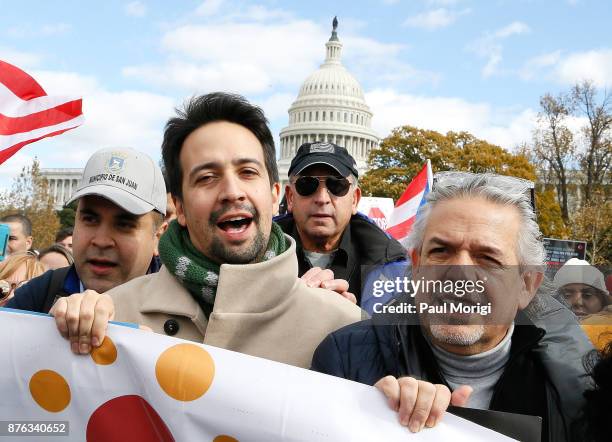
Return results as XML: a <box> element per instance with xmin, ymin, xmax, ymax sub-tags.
<box><xmin>209</xmin><ymin>227</ymin><xmax>267</xmax><ymax>264</ymax></box>
<box><xmin>429</xmin><ymin>323</ymin><xmax>485</xmax><ymax>347</ymax></box>
<box><xmin>208</xmin><ymin>204</ymin><xmax>268</xmax><ymax>264</ymax></box>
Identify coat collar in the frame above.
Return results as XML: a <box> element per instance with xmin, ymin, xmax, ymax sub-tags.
<box><xmin>139</xmin><ymin>235</ymin><xmax>299</xmax><ymax>317</ymax></box>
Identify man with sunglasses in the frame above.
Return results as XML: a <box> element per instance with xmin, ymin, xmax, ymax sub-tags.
<box><xmin>276</xmin><ymin>142</ymin><xmax>407</xmax><ymax>309</ymax></box>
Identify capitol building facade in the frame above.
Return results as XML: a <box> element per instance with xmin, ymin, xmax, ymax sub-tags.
<box><xmin>41</xmin><ymin>18</ymin><xmax>378</xmax><ymax>208</ymax></box>
<box><xmin>277</xmin><ymin>18</ymin><xmax>379</xmax><ymax>187</ymax></box>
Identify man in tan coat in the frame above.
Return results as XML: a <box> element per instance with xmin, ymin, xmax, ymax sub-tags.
<box><xmin>51</xmin><ymin>93</ymin><xmax>471</xmax><ymax>431</ymax></box>
<box><xmin>52</xmin><ymin>92</ymin><xmax>363</xmax><ymax>369</ymax></box>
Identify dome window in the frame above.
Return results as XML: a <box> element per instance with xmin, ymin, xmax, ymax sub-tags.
<box><xmin>322</xmin><ymin>111</ymin><xmax>326</xmax><ymax>121</ymax></box>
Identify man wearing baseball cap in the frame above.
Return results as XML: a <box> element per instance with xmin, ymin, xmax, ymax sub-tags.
<box><xmin>6</xmin><ymin>147</ymin><xmax>166</xmax><ymax>313</ymax></box>
<box><xmin>275</xmin><ymin>142</ymin><xmax>407</xmax><ymax>311</ymax></box>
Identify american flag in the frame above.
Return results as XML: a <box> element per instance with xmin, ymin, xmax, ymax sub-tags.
<box><xmin>0</xmin><ymin>60</ymin><xmax>83</xmax><ymax>165</ymax></box>
<box><xmin>386</xmin><ymin>160</ymin><xmax>433</xmax><ymax>247</ymax></box>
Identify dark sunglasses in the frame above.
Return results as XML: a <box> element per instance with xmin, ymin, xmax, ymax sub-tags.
<box><xmin>293</xmin><ymin>175</ymin><xmax>352</xmax><ymax>197</ymax></box>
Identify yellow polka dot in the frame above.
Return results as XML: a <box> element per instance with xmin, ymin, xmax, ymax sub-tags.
<box><xmin>213</xmin><ymin>436</ymin><xmax>239</xmax><ymax>442</ymax></box>
<box><xmin>90</xmin><ymin>336</ymin><xmax>117</xmax><ymax>365</ymax></box>
<box><xmin>155</xmin><ymin>343</ymin><xmax>215</xmax><ymax>401</ymax></box>
<box><xmin>29</xmin><ymin>370</ymin><xmax>71</xmax><ymax>412</ymax></box>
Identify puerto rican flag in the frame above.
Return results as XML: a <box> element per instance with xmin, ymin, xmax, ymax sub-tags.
<box><xmin>386</xmin><ymin>160</ymin><xmax>433</xmax><ymax>247</ymax></box>
<box><xmin>0</xmin><ymin>60</ymin><xmax>83</xmax><ymax>165</ymax></box>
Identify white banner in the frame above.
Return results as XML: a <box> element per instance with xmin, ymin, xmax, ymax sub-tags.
<box><xmin>0</xmin><ymin>309</ymin><xmax>513</xmax><ymax>441</ymax></box>
<box><xmin>357</xmin><ymin>197</ymin><xmax>395</xmax><ymax>231</ymax></box>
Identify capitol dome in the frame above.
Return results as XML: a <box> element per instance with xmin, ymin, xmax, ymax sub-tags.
<box><xmin>277</xmin><ymin>17</ymin><xmax>379</xmax><ymax>186</ymax></box>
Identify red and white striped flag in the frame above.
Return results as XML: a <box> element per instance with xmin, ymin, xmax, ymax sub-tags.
<box><xmin>0</xmin><ymin>60</ymin><xmax>83</xmax><ymax>165</ymax></box>
<box><xmin>386</xmin><ymin>160</ymin><xmax>433</xmax><ymax>247</ymax></box>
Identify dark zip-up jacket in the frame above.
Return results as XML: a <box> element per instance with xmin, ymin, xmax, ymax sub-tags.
<box><xmin>275</xmin><ymin>212</ymin><xmax>407</xmax><ymax>311</ymax></box>
<box><xmin>312</xmin><ymin>296</ymin><xmax>592</xmax><ymax>442</ymax></box>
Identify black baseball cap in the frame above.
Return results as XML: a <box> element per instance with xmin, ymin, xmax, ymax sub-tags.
<box><xmin>288</xmin><ymin>142</ymin><xmax>358</xmax><ymax>178</ymax></box>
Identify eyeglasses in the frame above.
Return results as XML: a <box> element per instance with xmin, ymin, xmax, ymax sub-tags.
<box><xmin>0</xmin><ymin>279</ymin><xmax>28</xmax><ymax>301</ymax></box>
<box><xmin>292</xmin><ymin>176</ymin><xmax>352</xmax><ymax>197</ymax></box>
<box><xmin>433</xmin><ymin>171</ymin><xmax>536</xmax><ymax>212</ymax></box>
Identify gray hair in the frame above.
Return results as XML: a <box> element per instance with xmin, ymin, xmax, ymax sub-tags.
<box><xmin>406</xmin><ymin>173</ymin><xmax>545</xmax><ymax>267</ymax></box>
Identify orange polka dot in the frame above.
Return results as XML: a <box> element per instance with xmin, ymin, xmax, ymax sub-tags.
<box><xmin>90</xmin><ymin>336</ymin><xmax>117</xmax><ymax>365</ymax></box>
<box><xmin>29</xmin><ymin>370</ymin><xmax>71</xmax><ymax>412</ymax></box>
<box><xmin>213</xmin><ymin>436</ymin><xmax>239</xmax><ymax>442</ymax></box>
<box><xmin>155</xmin><ymin>343</ymin><xmax>215</xmax><ymax>401</ymax></box>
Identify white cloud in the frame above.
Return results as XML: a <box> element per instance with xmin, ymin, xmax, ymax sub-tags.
<box><xmin>125</xmin><ymin>1</ymin><xmax>147</xmax><ymax>17</ymax></box>
<box><xmin>258</xmin><ymin>93</ymin><xmax>295</xmax><ymax>122</ymax></box>
<box><xmin>125</xmin><ymin>11</ymin><xmax>428</xmax><ymax>93</ymax></box>
<box><xmin>493</xmin><ymin>21</ymin><xmax>530</xmax><ymax>38</ymax></box>
<box><xmin>468</xmin><ymin>21</ymin><xmax>530</xmax><ymax>77</ymax></box>
<box><xmin>124</xmin><ymin>20</ymin><xmax>325</xmax><ymax>93</ymax></box>
<box><xmin>195</xmin><ymin>0</ymin><xmax>224</xmax><ymax>16</ymax></box>
<box><xmin>426</xmin><ymin>0</ymin><xmax>461</xmax><ymax>5</ymax></box>
<box><xmin>40</xmin><ymin>23</ymin><xmax>71</xmax><ymax>36</ymax></box>
<box><xmin>518</xmin><ymin>48</ymin><xmax>612</xmax><ymax>87</ymax></box>
<box><xmin>519</xmin><ymin>50</ymin><xmax>562</xmax><ymax>80</ymax></box>
<box><xmin>403</xmin><ymin>8</ymin><xmax>469</xmax><ymax>30</ymax></box>
<box><xmin>22</xmin><ymin>70</ymin><xmax>174</xmax><ymax>167</ymax></box>
<box><xmin>554</xmin><ymin>49</ymin><xmax>612</xmax><ymax>87</ymax></box>
<box><xmin>0</xmin><ymin>152</ymin><xmax>36</xmax><ymax>183</ymax></box>
<box><xmin>123</xmin><ymin>60</ymin><xmax>273</xmax><ymax>94</ymax></box>
<box><xmin>0</xmin><ymin>47</ymin><xmax>42</xmax><ymax>68</ymax></box>
<box><xmin>366</xmin><ymin>89</ymin><xmax>537</xmax><ymax>150</ymax></box>
<box><xmin>6</xmin><ymin>23</ymin><xmax>71</xmax><ymax>38</ymax></box>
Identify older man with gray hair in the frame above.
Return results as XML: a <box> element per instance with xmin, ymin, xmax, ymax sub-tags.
<box><xmin>312</xmin><ymin>173</ymin><xmax>593</xmax><ymax>441</ymax></box>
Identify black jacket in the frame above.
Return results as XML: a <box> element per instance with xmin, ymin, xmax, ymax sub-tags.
<box><xmin>5</xmin><ymin>257</ymin><xmax>162</xmax><ymax>313</ymax></box>
<box><xmin>275</xmin><ymin>213</ymin><xmax>407</xmax><ymax>308</ymax></box>
<box><xmin>312</xmin><ymin>298</ymin><xmax>591</xmax><ymax>442</ymax></box>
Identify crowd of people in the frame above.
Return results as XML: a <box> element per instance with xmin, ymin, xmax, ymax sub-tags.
<box><xmin>0</xmin><ymin>92</ymin><xmax>609</xmax><ymax>441</ymax></box>
<box><xmin>0</xmin><ymin>221</ymin><xmax>75</xmax><ymax>306</ymax></box>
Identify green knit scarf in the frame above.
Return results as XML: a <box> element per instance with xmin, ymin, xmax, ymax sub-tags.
<box><xmin>159</xmin><ymin>220</ymin><xmax>288</xmax><ymax>307</ymax></box>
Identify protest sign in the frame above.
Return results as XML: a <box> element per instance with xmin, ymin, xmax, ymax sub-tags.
<box><xmin>0</xmin><ymin>309</ymin><xmax>514</xmax><ymax>441</ymax></box>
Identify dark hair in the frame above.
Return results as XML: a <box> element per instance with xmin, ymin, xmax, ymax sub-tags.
<box><xmin>55</xmin><ymin>227</ymin><xmax>73</xmax><ymax>243</ymax></box>
<box><xmin>162</xmin><ymin>92</ymin><xmax>278</xmax><ymax>199</ymax></box>
<box><xmin>573</xmin><ymin>339</ymin><xmax>612</xmax><ymax>442</ymax></box>
<box><xmin>0</xmin><ymin>214</ymin><xmax>32</xmax><ymax>236</ymax></box>
<box><xmin>38</xmin><ymin>244</ymin><xmax>74</xmax><ymax>266</ymax></box>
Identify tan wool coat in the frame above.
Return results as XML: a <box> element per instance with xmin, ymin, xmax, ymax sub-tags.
<box><xmin>107</xmin><ymin>237</ymin><xmax>364</xmax><ymax>368</ymax></box>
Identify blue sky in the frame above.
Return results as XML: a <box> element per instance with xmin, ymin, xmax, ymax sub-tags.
<box><xmin>1</xmin><ymin>0</ymin><xmax>610</xmax><ymax>187</ymax></box>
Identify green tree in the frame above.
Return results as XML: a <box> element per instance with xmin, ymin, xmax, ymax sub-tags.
<box><xmin>362</xmin><ymin>125</ymin><xmax>569</xmax><ymax>238</ymax></box>
<box><xmin>535</xmin><ymin>188</ymin><xmax>570</xmax><ymax>238</ymax></box>
<box><xmin>362</xmin><ymin>125</ymin><xmax>535</xmax><ymax>201</ymax></box>
<box><xmin>56</xmin><ymin>201</ymin><xmax>77</xmax><ymax>229</ymax></box>
<box><xmin>0</xmin><ymin>159</ymin><xmax>60</xmax><ymax>249</ymax></box>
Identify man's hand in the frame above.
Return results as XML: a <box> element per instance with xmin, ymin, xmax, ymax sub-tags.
<box><xmin>300</xmin><ymin>267</ymin><xmax>357</xmax><ymax>304</ymax></box>
<box><xmin>49</xmin><ymin>290</ymin><xmax>115</xmax><ymax>355</ymax></box>
<box><xmin>374</xmin><ymin>376</ymin><xmax>472</xmax><ymax>433</ymax></box>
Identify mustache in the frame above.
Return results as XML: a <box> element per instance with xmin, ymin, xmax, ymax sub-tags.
<box><xmin>209</xmin><ymin>203</ymin><xmax>259</xmax><ymax>225</ymax></box>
